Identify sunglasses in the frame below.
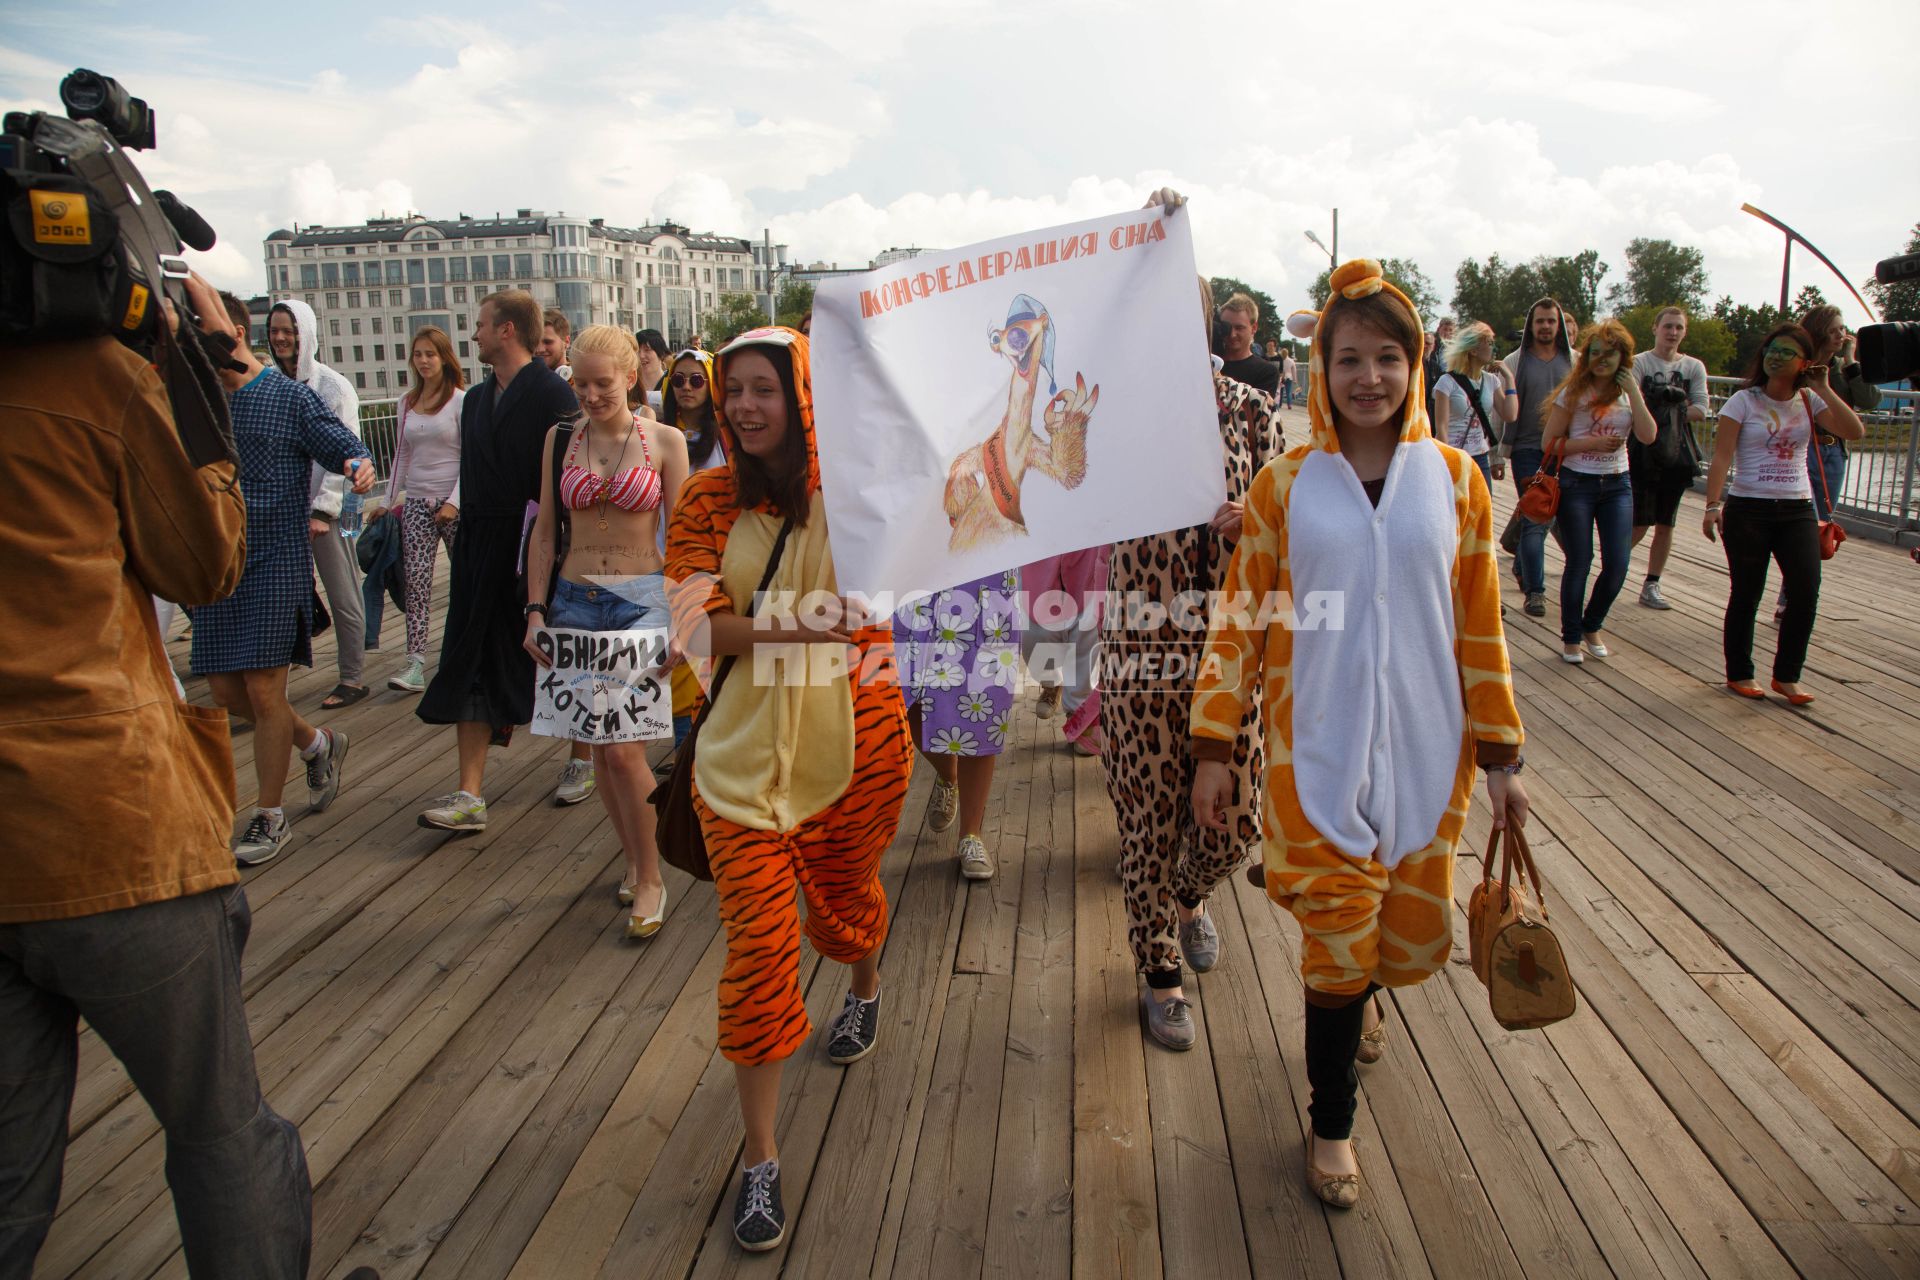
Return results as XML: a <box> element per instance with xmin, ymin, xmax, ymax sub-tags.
<box><xmin>671</xmin><ymin>372</ymin><xmax>707</xmax><ymax>389</ymax></box>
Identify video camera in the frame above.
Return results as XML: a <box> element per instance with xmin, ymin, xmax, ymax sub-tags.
<box><xmin>1</xmin><ymin>70</ymin><xmax>235</xmax><ymax>468</ymax></box>
<box><xmin>1858</xmin><ymin>252</ymin><xmax>1920</xmax><ymax>385</ymax></box>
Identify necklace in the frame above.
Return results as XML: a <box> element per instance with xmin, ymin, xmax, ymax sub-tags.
<box><xmin>590</xmin><ymin>417</ymin><xmax>635</xmax><ymax>531</ymax></box>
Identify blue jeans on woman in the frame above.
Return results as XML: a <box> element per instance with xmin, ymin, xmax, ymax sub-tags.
<box><xmin>1806</xmin><ymin>439</ymin><xmax>1846</xmax><ymax>521</ymax></box>
<box><xmin>1509</xmin><ymin>447</ymin><xmax>1552</xmax><ymax>595</ymax></box>
<box><xmin>1554</xmin><ymin>471</ymin><xmax>1634</xmax><ymax>646</ymax></box>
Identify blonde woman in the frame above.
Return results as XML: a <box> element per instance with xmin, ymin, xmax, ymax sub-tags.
<box><xmin>1430</xmin><ymin>321</ymin><xmax>1515</xmax><ymax>486</ymax></box>
<box><xmin>523</xmin><ymin>326</ymin><xmax>689</xmax><ymax>937</ymax></box>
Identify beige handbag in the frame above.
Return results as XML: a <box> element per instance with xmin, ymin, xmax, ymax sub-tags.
<box><xmin>1468</xmin><ymin>819</ymin><xmax>1577</xmax><ymax>1031</ymax></box>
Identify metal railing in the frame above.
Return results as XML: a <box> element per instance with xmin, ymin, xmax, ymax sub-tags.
<box><xmin>1703</xmin><ymin>377</ymin><xmax>1918</xmax><ymax>538</ymax></box>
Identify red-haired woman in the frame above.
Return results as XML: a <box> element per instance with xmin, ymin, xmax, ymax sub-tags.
<box><xmin>1703</xmin><ymin>322</ymin><xmax>1865</xmax><ymax>704</ymax></box>
<box><xmin>376</xmin><ymin>326</ymin><xmax>466</xmax><ymax>693</ymax></box>
<box><xmin>1541</xmin><ymin>321</ymin><xmax>1657</xmax><ymax>664</ymax></box>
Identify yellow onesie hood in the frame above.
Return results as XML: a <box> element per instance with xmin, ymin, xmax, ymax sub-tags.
<box><xmin>1292</xmin><ymin>259</ymin><xmax>1432</xmax><ymax>456</ymax></box>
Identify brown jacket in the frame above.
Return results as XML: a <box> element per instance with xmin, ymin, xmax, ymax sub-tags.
<box><xmin>0</xmin><ymin>338</ymin><xmax>247</xmax><ymax>922</ymax></box>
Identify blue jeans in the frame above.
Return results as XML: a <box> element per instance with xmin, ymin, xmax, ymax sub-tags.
<box><xmin>1470</xmin><ymin>452</ymin><xmax>1492</xmax><ymax>488</ymax></box>
<box><xmin>1281</xmin><ymin>379</ymin><xmax>1295</xmax><ymax>409</ymax></box>
<box><xmin>1806</xmin><ymin>439</ymin><xmax>1846</xmax><ymax>521</ymax></box>
<box><xmin>0</xmin><ymin>888</ymin><xmax>311</xmax><ymax>1279</ymax></box>
<box><xmin>1554</xmin><ymin>471</ymin><xmax>1634</xmax><ymax>644</ymax></box>
<box><xmin>1509</xmin><ymin>447</ymin><xmax>1551</xmax><ymax>595</ymax></box>
<box><xmin>547</xmin><ymin>573</ymin><xmax>671</xmax><ymax>632</ymax></box>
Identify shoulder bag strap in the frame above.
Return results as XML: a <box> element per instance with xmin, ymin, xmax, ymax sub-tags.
<box><xmin>1452</xmin><ymin>371</ymin><xmax>1496</xmax><ymax>447</ymax></box>
<box><xmin>543</xmin><ymin>424</ymin><xmax>574</xmax><ymax>606</ymax></box>
<box><xmin>690</xmin><ymin>515</ymin><xmax>797</xmax><ymax>731</ymax></box>
<box><xmin>1801</xmin><ymin>391</ymin><xmax>1835</xmax><ymax>512</ymax></box>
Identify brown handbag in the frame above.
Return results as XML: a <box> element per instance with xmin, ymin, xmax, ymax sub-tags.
<box><xmin>648</xmin><ymin>516</ymin><xmax>794</xmax><ymax>882</ymax></box>
<box><xmin>1468</xmin><ymin>818</ymin><xmax>1577</xmax><ymax>1030</ymax></box>
<box><xmin>1516</xmin><ymin>438</ymin><xmax>1565</xmax><ymax>523</ymax></box>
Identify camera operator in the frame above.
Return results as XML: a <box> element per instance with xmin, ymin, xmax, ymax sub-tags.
<box><xmin>0</xmin><ymin>275</ymin><xmax>317</xmax><ymax>1278</ymax></box>
<box><xmin>1798</xmin><ymin>304</ymin><xmax>1882</xmax><ymax>523</ymax></box>
<box><xmin>1629</xmin><ymin>306</ymin><xmax>1710</xmax><ymax>610</ymax></box>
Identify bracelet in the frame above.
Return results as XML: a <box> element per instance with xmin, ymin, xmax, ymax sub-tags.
<box><xmin>1503</xmin><ymin>389</ymin><xmax>1517</xmax><ymax>395</ymax></box>
<box><xmin>523</xmin><ymin>602</ymin><xmax>547</xmax><ymax>618</ymax></box>
<box><xmin>1706</xmin><ymin>503</ymin><xmax>1724</xmax><ymax>512</ymax></box>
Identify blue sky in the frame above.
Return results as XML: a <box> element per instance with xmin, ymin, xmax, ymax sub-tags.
<box><xmin>5</xmin><ymin>0</ymin><xmax>1915</xmax><ymax>326</ymax></box>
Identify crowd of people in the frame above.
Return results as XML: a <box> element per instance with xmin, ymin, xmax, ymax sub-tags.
<box><xmin>3</xmin><ymin>179</ymin><xmax>1895</xmax><ymax>1275</ymax></box>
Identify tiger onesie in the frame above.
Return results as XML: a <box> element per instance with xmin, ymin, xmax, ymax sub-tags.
<box><xmin>665</xmin><ymin>328</ymin><xmax>911</xmax><ymax>1069</ymax></box>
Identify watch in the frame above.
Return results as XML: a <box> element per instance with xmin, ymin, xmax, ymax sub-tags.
<box><xmin>523</xmin><ymin>602</ymin><xmax>547</xmax><ymax>618</ymax></box>
<box><xmin>1485</xmin><ymin>756</ymin><xmax>1525</xmax><ymax>776</ymax></box>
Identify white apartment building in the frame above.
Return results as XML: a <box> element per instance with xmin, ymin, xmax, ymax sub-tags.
<box><xmin>262</xmin><ymin>211</ymin><xmax>781</xmax><ymax>397</ymax></box>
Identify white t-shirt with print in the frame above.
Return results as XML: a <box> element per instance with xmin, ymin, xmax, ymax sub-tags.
<box><xmin>1556</xmin><ymin>391</ymin><xmax>1634</xmax><ymax>475</ymax></box>
<box><xmin>1721</xmin><ymin>387</ymin><xmax>1828</xmax><ymax>499</ymax></box>
<box><xmin>1435</xmin><ymin>372</ymin><xmax>1497</xmax><ymax>456</ymax></box>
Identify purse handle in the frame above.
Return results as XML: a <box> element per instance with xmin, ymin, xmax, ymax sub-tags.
<box><xmin>1480</xmin><ymin>812</ymin><xmax>1551</xmax><ymax>922</ymax></box>
<box><xmin>688</xmin><ymin>515</ymin><xmax>797</xmax><ymax>733</ymax></box>
<box><xmin>1800</xmin><ymin>390</ymin><xmax>1835</xmax><ymax>515</ymax></box>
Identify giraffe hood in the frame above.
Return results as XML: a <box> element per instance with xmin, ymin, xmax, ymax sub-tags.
<box><xmin>1290</xmin><ymin>259</ymin><xmax>1432</xmax><ymax>457</ymax></box>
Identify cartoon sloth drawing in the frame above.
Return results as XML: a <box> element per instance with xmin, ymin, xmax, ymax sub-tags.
<box><xmin>943</xmin><ymin>294</ymin><xmax>1099</xmax><ymax>552</ymax></box>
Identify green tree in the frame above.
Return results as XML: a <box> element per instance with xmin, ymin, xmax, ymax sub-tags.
<box><xmin>1790</xmin><ymin>284</ymin><xmax>1829</xmax><ymax>317</ymax></box>
<box><xmin>1618</xmin><ymin>304</ymin><xmax>1739</xmax><ymax>375</ymax></box>
<box><xmin>1450</xmin><ymin>253</ymin><xmax>1546</xmax><ymax>343</ymax></box>
<box><xmin>1209</xmin><ymin>275</ymin><xmax>1281</xmax><ymax>350</ymax></box>
<box><xmin>1303</xmin><ymin>258</ymin><xmax>1440</xmax><ymax>325</ymax></box>
<box><xmin>1534</xmin><ymin>250</ymin><xmax>1610</xmax><ymax>326</ymax></box>
<box><xmin>1864</xmin><ymin>222</ymin><xmax>1920</xmax><ymax>321</ymax></box>
<box><xmin>776</xmin><ymin>280</ymin><xmax>815</xmax><ymax>329</ymax></box>
<box><xmin>1712</xmin><ymin>295</ymin><xmax>1789</xmax><ymax>378</ymax></box>
<box><xmin>708</xmin><ymin>292</ymin><xmax>768</xmax><ymax>346</ymax></box>
<box><xmin>1607</xmin><ymin>238</ymin><xmax>1709</xmax><ymax>314</ymax></box>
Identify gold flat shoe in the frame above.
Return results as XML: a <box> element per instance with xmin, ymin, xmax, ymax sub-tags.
<box><xmin>627</xmin><ymin>883</ymin><xmax>667</xmax><ymax>940</ymax></box>
<box><xmin>1307</xmin><ymin>1134</ymin><xmax>1362</xmax><ymax>1210</ymax></box>
<box><xmin>1356</xmin><ymin>995</ymin><xmax>1387</xmax><ymax>1065</ymax></box>
<box><xmin>617</xmin><ymin>880</ymin><xmax>635</xmax><ymax>906</ymax></box>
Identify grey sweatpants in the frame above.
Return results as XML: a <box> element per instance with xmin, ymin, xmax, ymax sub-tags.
<box><xmin>311</xmin><ymin>519</ymin><xmax>365</xmax><ymax>685</ymax></box>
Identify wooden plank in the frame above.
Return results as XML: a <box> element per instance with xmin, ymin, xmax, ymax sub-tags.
<box><xmin>1070</xmin><ymin>752</ymin><xmax>1161</xmax><ymax>1279</ymax></box>
<box><xmin>953</xmin><ymin>704</ymin><xmax>1037</xmax><ymax>977</ymax></box>
<box><xmin>979</xmin><ymin>730</ymin><xmax>1076</xmax><ymax>1280</ymax></box>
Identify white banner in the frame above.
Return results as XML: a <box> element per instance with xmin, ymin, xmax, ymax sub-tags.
<box><xmin>529</xmin><ymin>627</ymin><xmax>672</xmax><ymax>744</ymax></box>
<box><xmin>811</xmin><ymin>206</ymin><xmax>1226</xmax><ymax>601</ymax></box>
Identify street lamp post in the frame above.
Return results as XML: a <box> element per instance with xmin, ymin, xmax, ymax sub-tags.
<box><xmin>1304</xmin><ymin>208</ymin><xmax>1339</xmax><ymax>270</ymax></box>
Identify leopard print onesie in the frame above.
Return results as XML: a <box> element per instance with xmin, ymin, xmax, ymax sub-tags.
<box><xmin>1103</xmin><ymin>373</ymin><xmax>1289</xmax><ymax>983</ymax></box>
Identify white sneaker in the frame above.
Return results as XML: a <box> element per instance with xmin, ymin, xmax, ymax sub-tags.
<box><xmin>419</xmin><ymin>791</ymin><xmax>487</xmax><ymax>831</ymax></box>
<box><xmin>554</xmin><ymin>757</ymin><xmax>595</xmax><ymax>806</ymax></box>
<box><xmin>389</xmin><ymin>655</ymin><xmax>426</xmax><ymax>692</ymax></box>
<box><xmin>234</xmin><ymin>810</ymin><xmax>291</xmax><ymax>866</ymax></box>
<box><xmin>925</xmin><ymin>778</ymin><xmax>959</xmax><ymax>833</ymax></box>
<box><xmin>957</xmin><ymin>833</ymin><xmax>994</xmax><ymax>881</ymax></box>
<box><xmin>1639</xmin><ymin>581</ymin><xmax>1672</xmax><ymax>610</ymax></box>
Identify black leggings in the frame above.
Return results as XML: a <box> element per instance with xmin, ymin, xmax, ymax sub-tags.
<box><xmin>1721</xmin><ymin>497</ymin><xmax>1821</xmax><ymax>683</ymax></box>
<box><xmin>1304</xmin><ymin>984</ymin><xmax>1379</xmax><ymax>1140</ymax></box>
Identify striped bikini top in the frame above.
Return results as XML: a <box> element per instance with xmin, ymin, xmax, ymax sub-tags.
<box><xmin>559</xmin><ymin>418</ymin><xmax>662</xmax><ymax>513</ymax></box>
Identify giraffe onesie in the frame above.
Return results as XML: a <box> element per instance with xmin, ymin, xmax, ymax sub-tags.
<box><xmin>666</xmin><ymin>327</ymin><xmax>911</xmax><ymax>1067</ymax></box>
<box><xmin>1190</xmin><ymin>277</ymin><xmax>1523</xmax><ymax>1008</ymax></box>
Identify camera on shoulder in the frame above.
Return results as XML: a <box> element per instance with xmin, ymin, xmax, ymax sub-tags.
<box><xmin>1</xmin><ymin>70</ymin><xmax>235</xmax><ymax>468</ymax></box>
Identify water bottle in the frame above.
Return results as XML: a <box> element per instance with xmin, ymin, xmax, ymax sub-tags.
<box><xmin>339</xmin><ymin>487</ymin><xmax>363</xmax><ymax>539</ymax></box>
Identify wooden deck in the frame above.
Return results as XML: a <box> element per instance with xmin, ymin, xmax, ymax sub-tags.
<box><xmin>37</xmin><ymin>411</ymin><xmax>1920</xmax><ymax>1279</ymax></box>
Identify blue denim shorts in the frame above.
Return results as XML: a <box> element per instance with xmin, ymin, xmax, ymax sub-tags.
<box><xmin>548</xmin><ymin>574</ymin><xmax>670</xmax><ymax>633</ymax></box>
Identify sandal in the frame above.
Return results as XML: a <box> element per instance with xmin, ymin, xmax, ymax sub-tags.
<box><xmin>1356</xmin><ymin>995</ymin><xmax>1387</xmax><ymax>1065</ymax></box>
<box><xmin>1306</xmin><ymin>1134</ymin><xmax>1362</xmax><ymax>1210</ymax></box>
<box><xmin>320</xmin><ymin>683</ymin><xmax>370</xmax><ymax>709</ymax></box>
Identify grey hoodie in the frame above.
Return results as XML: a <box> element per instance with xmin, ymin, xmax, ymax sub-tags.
<box><xmin>1497</xmin><ymin>297</ymin><xmax>1575</xmax><ymax>459</ymax></box>
<box><xmin>271</xmin><ymin>298</ymin><xmax>364</xmax><ymax>518</ymax></box>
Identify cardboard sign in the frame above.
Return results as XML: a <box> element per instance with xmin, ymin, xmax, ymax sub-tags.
<box><xmin>529</xmin><ymin>627</ymin><xmax>672</xmax><ymax>744</ymax></box>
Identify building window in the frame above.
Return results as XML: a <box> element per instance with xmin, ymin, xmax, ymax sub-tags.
<box><xmin>299</xmin><ymin>265</ymin><xmax>318</xmax><ymax>289</ymax></box>
<box><xmin>329</xmin><ymin>318</ymin><xmax>341</xmax><ymax>336</ymax></box>
<box><xmin>704</xmin><ymin>268</ymin><xmax>712</xmax><ymax>283</ymax></box>
<box><xmin>428</xmin><ymin>258</ymin><xmax>445</xmax><ymax>284</ymax></box>
<box><xmin>514</xmin><ymin>253</ymin><xmax>533</xmax><ymax>278</ymax></box>
<box><xmin>459</xmin><ymin>340</ymin><xmax>470</xmax><ymax>357</ymax></box>
<box><xmin>332</xmin><ymin>346</ymin><xmax>343</xmax><ymax>362</ymax></box>
<box><xmin>371</xmin><ymin>317</ymin><xmax>383</xmax><ymax>334</ymax></box>
<box><xmin>375</xmin><ymin>370</ymin><xmax>387</xmax><ymax>389</ymax></box>
<box><xmin>355</xmin><ymin>371</ymin><xmax>366</xmax><ymax>389</ymax></box>
<box><xmin>385</xmin><ymin>261</ymin><xmax>405</xmax><ymax>285</ymax></box>
<box><xmin>352</xmin><ymin>345</ymin><xmax>363</xmax><ymax>361</ymax></box>
<box><xmin>453</xmin><ymin>286</ymin><xmax>467</xmax><ymax>303</ymax></box>
<box><xmin>492</xmin><ymin>254</ymin><xmax>510</xmax><ymax>279</ymax></box>
<box><xmin>325</xmin><ymin>292</ymin><xmax>339</xmax><ymax>309</ymax></box>
<box><xmin>430</xmin><ymin>287</ymin><xmax>446</xmax><ymax>308</ymax></box>
<box><xmin>470</xmin><ymin>256</ymin><xmax>489</xmax><ymax>281</ymax></box>
<box><xmin>373</xmin><ymin>344</ymin><xmax>383</xmax><ymax>360</ymax></box>
<box><xmin>389</xmin><ymin>289</ymin><xmax>403</xmax><ymax>306</ymax></box>
<box><xmin>448</xmin><ymin>256</ymin><xmax>467</xmax><ymax>281</ymax></box>
<box><xmin>406</xmin><ymin>259</ymin><xmax>424</xmax><ymax>285</ymax></box>
<box><xmin>343</xmin><ymin>263</ymin><xmax>360</xmax><ymax>286</ymax></box>
<box><xmin>347</xmin><ymin>292</ymin><xmax>361</xmax><ymax>309</ymax></box>
<box><xmin>456</xmin><ymin>313</ymin><xmax>467</xmax><ymax>330</ymax></box>
<box><xmin>277</xmin><ymin>266</ymin><xmax>289</xmax><ymax>289</ymax></box>
<box><xmin>350</xmin><ymin>318</ymin><xmax>361</xmax><ymax>335</ymax></box>
<box><xmin>411</xmin><ymin>288</ymin><xmax>427</xmax><ymax>310</ymax></box>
